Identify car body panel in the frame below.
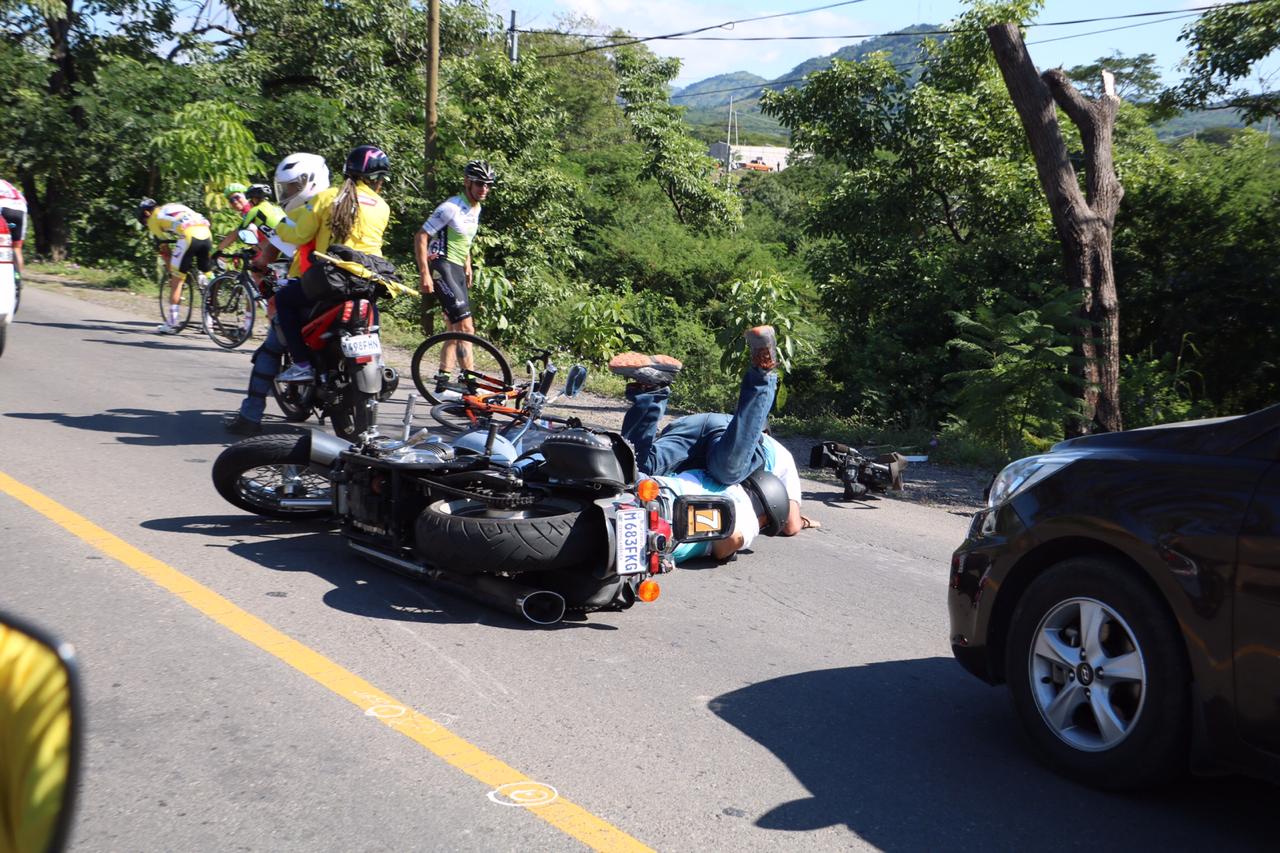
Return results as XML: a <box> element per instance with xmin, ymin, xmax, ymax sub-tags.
<box><xmin>1236</xmin><ymin>461</ymin><xmax>1280</xmax><ymax>758</ymax></box>
<box><xmin>949</xmin><ymin>404</ymin><xmax>1280</xmax><ymax>782</ymax></box>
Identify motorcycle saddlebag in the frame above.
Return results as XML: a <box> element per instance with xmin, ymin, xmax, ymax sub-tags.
<box><xmin>300</xmin><ymin>244</ymin><xmax>400</xmax><ymax>301</ymax></box>
<box><xmin>537</xmin><ymin>429</ymin><xmax>636</xmax><ymax>492</ymax></box>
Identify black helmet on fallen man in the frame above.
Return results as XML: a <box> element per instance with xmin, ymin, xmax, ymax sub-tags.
<box><xmin>463</xmin><ymin>159</ymin><xmax>496</xmax><ymax>185</ymax></box>
<box><xmin>344</xmin><ymin>145</ymin><xmax>391</xmax><ymax>183</ymax></box>
<box><xmin>135</xmin><ymin>198</ymin><xmax>158</xmax><ymax>223</ymax></box>
<box><xmin>741</xmin><ymin>467</ymin><xmax>790</xmax><ymax>536</ymax></box>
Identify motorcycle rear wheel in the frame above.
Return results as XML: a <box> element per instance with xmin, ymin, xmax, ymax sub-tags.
<box><xmin>414</xmin><ymin>496</ymin><xmax>601</xmax><ymax>574</ymax></box>
<box><xmin>271</xmin><ymin>350</ymin><xmax>315</xmax><ymax>422</ymax></box>
<box><xmin>212</xmin><ymin>433</ymin><xmax>331</xmax><ymax>519</ymax></box>
<box><xmin>330</xmin><ymin>386</ymin><xmax>376</xmax><ymax>441</ymax></box>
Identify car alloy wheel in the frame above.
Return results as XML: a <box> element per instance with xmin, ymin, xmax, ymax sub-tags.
<box><xmin>1028</xmin><ymin>596</ymin><xmax>1147</xmax><ymax>752</ymax></box>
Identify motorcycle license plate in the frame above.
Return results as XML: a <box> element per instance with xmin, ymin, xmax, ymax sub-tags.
<box><xmin>341</xmin><ymin>334</ymin><xmax>381</xmax><ymax>357</ymax></box>
<box><xmin>615</xmin><ymin>508</ymin><xmax>648</xmax><ymax>575</ymax></box>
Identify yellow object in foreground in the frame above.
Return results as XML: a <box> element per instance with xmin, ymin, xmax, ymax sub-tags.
<box><xmin>0</xmin><ymin>625</ymin><xmax>71</xmax><ymax>853</ymax></box>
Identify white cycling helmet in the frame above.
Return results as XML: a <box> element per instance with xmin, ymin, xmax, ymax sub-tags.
<box><xmin>274</xmin><ymin>152</ymin><xmax>330</xmax><ymax>213</ymax></box>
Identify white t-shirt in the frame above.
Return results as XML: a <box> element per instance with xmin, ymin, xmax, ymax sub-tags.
<box><xmin>0</xmin><ymin>180</ymin><xmax>26</xmax><ymax>212</ymax></box>
<box><xmin>761</xmin><ymin>436</ymin><xmax>802</xmax><ymax>503</ymax></box>
<box><xmin>657</xmin><ymin>469</ymin><xmax>760</xmax><ymax>563</ymax></box>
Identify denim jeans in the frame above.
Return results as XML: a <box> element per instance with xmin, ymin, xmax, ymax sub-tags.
<box><xmin>272</xmin><ymin>280</ymin><xmax>313</xmax><ymax>364</ymax></box>
<box><xmin>238</xmin><ymin>325</ymin><xmax>286</xmax><ymax>423</ymax></box>
<box><xmin>621</xmin><ymin>366</ymin><xmax>776</xmax><ymax>484</ymax></box>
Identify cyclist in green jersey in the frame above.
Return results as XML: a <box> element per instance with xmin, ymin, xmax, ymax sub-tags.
<box><xmin>414</xmin><ymin>160</ymin><xmax>495</xmax><ymax>382</ymax></box>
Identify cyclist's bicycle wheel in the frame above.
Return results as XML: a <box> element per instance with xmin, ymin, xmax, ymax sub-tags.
<box><xmin>411</xmin><ymin>332</ymin><xmax>513</xmax><ymax>405</ymax></box>
<box><xmin>203</xmin><ymin>274</ymin><xmax>256</xmax><ymax>349</ymax></box>
<box><xmin>158</xmin><ymin>271</ymin><xmax>197</xmax><ymax>332</ymax></box>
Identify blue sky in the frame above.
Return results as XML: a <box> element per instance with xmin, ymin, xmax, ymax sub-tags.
<box><xmin>493</xmin><ymin>0</ymin><xmax>1277</xmax><ymax>90</ymax></box>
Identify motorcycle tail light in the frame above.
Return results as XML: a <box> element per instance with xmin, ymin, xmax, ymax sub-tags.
<box><xmin>649</xmin><ymin>552</ymin><xmax>660</xmax><ymax>573</ymax></box>
<box><xmin>356</xmin><ymin>356</ymin><xmax>373</xmax><ymax>364</ymax></box>
<box><xmin>637</xmin><ymin>579</ymin><xmax>660</xmax><ymax>602</ymax></box>
<box><xmin>636</xmin><ymin>478</ymin><xmax>660</xmax><ymax>502</ymax></box>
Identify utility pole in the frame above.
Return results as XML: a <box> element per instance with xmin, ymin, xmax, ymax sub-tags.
<box><xmin>424</xmin><ymin>0</ymin><xmax>440</xmax><ymax>201</ymax></box>
<box><xmin>422</xmin><ymin>0</ymin><xmax>440</xmax><ymax>338</ymax></box>
<box><xmin>508</xmin><ymin>11</ymin><xmax>518</xmax><ymax>63</ymax></box>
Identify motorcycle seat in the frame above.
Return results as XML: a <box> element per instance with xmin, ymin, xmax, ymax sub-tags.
<box><xmin>538</xmin><ymin>429</ymin><xmax>636</xmax><ymax>493</ymax></box>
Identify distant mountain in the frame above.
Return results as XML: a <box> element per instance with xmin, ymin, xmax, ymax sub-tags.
<box><xmin>672</xmin><ymin>72</ymin><xmax>769</xmax><ymax>110</ymax></box>
<box><xmin>763</xmin><ymin>23</ymin><xmax>941</xmax><ymax>91</ymax></box>
<box><xmin>672</xmin><ymin>23</ymin><xmax>941</xmax><ymax>111</ymax></box>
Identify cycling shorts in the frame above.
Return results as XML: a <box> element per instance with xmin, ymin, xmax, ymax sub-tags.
<box><xmin>0</xmin><ymin>207</ymin><xmax>26</xmax><ymax>245</ymax></box>
<box><xmin>430</xmin><ymin>259</ymin><xmax>471</xmax><ymax>323</ymax></box>
<box><xmin>171</xmin><ymin>236</ymin><xmax>213</xmax><ymax>275</ymax></box>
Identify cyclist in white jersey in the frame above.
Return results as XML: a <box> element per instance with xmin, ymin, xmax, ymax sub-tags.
<box><xmin>414</xmin><ymin>160</ymin><xmax>495</xmax><ymax>382</ymax></box>
<box><xmin>0</xmin><ymin>180</ymin><xmax>28</xmax><ymax>283</ymax></box>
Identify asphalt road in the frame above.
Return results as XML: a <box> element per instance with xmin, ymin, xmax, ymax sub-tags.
<box><xmin>1</xmin><ymin>286</ymin><xmax>1274</xmax><ymax>852</ymax></box>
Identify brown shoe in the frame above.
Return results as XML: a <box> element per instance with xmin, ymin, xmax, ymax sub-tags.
<box><xmin>608</xmin><ymin>352</ymin><xmax>683</xmax><ymax>387</ymax></box>
<box><xmin>745</xmin><ymin>326</ymin><xmax>777</xmax><ymax>371</ymax></box>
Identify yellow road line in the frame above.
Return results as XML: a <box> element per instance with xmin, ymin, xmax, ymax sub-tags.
<box><xmin>0</xmin><ymin>470</ymin><xmax>652</xmax><ymax>853</ymax></box>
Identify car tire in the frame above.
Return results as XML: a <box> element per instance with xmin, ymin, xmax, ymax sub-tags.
<box><xmin>1005</xmin><ymin>557</ymin><xmax>1190</xmax><ymax>790</ymax></box>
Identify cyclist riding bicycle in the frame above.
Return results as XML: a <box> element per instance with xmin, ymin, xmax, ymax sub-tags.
<box><xmin>415</xmin><ymin>159</ymin><xmax>495</xmax><ymax>386</ymax></box>
<box><xmin>223</xmin><ymin>153</ymin><xmax>330</xmax><ymax>436</ymax></box>
<box><xmin>138</xmin><ymin>198</ymin><xmax>213</xmax><ymax>335</ymax></box>
<box><xmin>271</xmin><ymin>144</ymin><xmax>391</xmax><ymax>383</ymax></box>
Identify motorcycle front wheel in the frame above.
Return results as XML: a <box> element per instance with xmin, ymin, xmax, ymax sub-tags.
<box><xmin>414</xmin><ymin>496</ymin><xmax>601</xmax><ymax>574</ymax></box>
<box><xmin>212</xmin><ymin>433</ymin><xmax>332</xmax><ymax>519</ymax></box>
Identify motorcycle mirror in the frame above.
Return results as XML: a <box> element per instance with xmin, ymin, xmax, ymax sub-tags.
<box><xmin>671</xmin><ymin>495</ymin><xmax>736</xmax><ymax>543</ymax></box>
<box><xmin>238</xmin><ymin>229</ymin><xmax>259</xmax><ymax>245</ymax></box>
<box><xmin>563</xmin><ymin>364</ymin><xmax>587</xmax><ymax>398</ymax></box>
<box><xmin>0</xmin><ymin>612</ymin><xmax>81</xmax><ymax>853</ymax></box>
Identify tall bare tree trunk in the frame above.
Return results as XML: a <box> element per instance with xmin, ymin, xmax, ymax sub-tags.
<box><xmin>987</xmin><ymin>23</ymin><xmax>1123</xmax><ymax>434</ymax></box>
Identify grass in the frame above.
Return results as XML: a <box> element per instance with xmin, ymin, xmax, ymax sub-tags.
<box><xmin>29</xmin><ymin>260</ymin><xmax>150</xmax><ymax>292</ymax></box>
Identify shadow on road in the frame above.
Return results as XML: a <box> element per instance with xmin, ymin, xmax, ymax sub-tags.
<box><xmin>18</xmin><ymin>318</ymin><xmax>154</xmax><ymax>334</ymax></box>
<box><xmin>143</xmin><ymin>514</ymin><xmax>615</xmax><ymax>632</ymax></box>
<box><xmin>711</xmin><ymin>658</ymin><xmax>1274</xmax><ymax>850</ymax></box>
<box><xmin>84</xmin><ymin>336</ymin><xmax>233</xmax><ymax>354</ymax></box>
<box><xmin>6</xmin><ymin>407</ymin><xmax>300</xmax><ymax>445</ymax></box>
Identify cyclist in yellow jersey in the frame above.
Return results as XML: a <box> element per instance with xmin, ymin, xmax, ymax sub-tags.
<box><xmin>273</xmin><ymin>145</ymin><xmax>391</xmax><ymax>382</ymax></box>
<box><xmin>137</xmin><ymin>198</ymin><xmax>213</xmax><ymax>334</ymax></box>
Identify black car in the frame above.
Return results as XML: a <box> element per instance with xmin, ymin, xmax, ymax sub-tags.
<box><xmin>949</xmin><ymin>404</ymin><xmax>1280</xmax><ymax>789</ymax></box>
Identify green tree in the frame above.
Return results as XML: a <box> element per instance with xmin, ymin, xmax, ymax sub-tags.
<box><xmin>1162</xmin><ymin>0</ymin><xmax>1280</xmax><ymax>121</ymax></box>
<box><xmin>614</xmin><ymin>46</ymin><xmax>742</xmax><ymax>230</ymax></box>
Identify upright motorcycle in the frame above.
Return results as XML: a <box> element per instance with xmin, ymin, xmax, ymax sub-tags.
<box><xmin>241</xmin><ymin>230</ymin><xmax>407</xmax><ymax>439</ymax></box>
<box><xmin>212</xmin><ymin>371</ymin><xmax>736</xmax><ymax>625</ymax></box>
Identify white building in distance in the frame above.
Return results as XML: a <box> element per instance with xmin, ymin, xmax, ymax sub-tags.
<box><xmin>707</xmin><ymin>143</ymin><xmax>793</xmax><ymax>172</ymax></box>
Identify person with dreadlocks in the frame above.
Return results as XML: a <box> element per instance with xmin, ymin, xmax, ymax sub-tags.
<box><xmin>270</xmin><ymin>144</ymin><xmax>391</xmax><ymax>383</ymax></box>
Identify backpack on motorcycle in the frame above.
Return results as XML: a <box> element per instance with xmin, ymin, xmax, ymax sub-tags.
<box><xmin>300</xmin><ymin>244</ymin><xmax>401</xmax><ymax>302</ymax></box>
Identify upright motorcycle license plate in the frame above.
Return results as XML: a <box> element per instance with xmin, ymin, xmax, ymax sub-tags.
<box><xmin>615</xmin><ymin>507</ymin><xmax>647</xmax><ymax>575</ymax></box>
<box><xmin>341</xmin><ymin>333</ymin><xmax>381</xmax><ymax>357</ymax></box>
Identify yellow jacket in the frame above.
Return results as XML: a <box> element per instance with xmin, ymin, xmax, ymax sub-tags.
<box><xmin>276</xmin><ymin>180</ymin><xmax>389</xmax><ymax>277</ymax></box>
<box><xmin>146</xmin><ymin>203</ymin><xmax>211</xmax><ymax>241</ymax></box>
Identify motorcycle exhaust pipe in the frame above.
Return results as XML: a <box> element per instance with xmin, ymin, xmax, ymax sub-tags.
<box><xmin>346</xmin><ymin>541</ymin><xmax>566</xmax><ymax>625</ymax></box>
<box><xmin>431</xmin><ymin>573</ymin><xmax>567</xmax><ymax>626</ymax></box>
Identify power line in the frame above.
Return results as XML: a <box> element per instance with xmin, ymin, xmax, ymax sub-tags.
<box><xmin>531</xmin><ymin>1</ymin><xmax>1262</xmax><ymax>52</ymax></box>
<box><xmin>667</xmin><ymin>11</ymin><xmax>1203</xmax><ymax>101</ymax></box>
<box><xmin>536</xmin><ymin>0</ymin><xmax>875</xmax><ymax>59</ymax></box>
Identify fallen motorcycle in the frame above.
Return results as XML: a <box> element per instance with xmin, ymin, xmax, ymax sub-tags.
<box><xmin>211</xmin><ymin>372</ymin><xmax>735</xmax><ymax>625</ymax></box>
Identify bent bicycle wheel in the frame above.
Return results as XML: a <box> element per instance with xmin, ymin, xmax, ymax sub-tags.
<box><xmin>203</xmin><ymin>275</ymin><xmax>256</xmax><ymax>349</ymax></box>
<box><xmin>410</xmin><ymin>332</ymin><xmax>513</xmax><ymax>405</ymax></box>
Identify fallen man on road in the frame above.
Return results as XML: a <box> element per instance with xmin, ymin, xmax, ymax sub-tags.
<box><xmin>610</xmin><ymin>324</ymin><xmax>819</xmax><ymax>539</ymax></box>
